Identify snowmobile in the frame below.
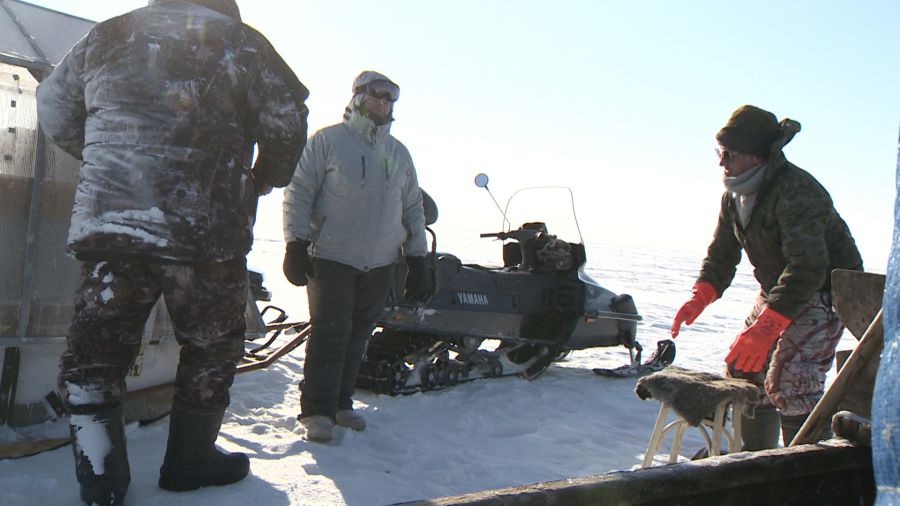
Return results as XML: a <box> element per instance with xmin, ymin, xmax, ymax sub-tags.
<box><xmin>356</xmin><ymin>174</ymin><xmax>674</xmax><ymax>395</ymax></box>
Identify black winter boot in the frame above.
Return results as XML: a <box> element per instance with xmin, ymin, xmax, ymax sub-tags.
<box><xmin>781</xmin><ymin>413</ymin><xmax>823</xmax><ymax>446</ymax></box>
<box><xmin>740</xmin><ymin>405</ymin><xmax>781</xmax><ymax>451</ymax></box>
<box><xmin>69</xmin><ymin>402</ymin><xmax>130</xmax><ymax>505</ymax></box>
<box><xmin>158</xmin><ymin>402</ymin><xmax>250</xmax><ymax>492</ymax></box>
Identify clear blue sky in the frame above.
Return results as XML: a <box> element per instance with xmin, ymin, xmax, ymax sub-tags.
<box><xmin>30</xmin><ymin>0</ymin><xmax>900</xmax><ymax>270</ymax></box>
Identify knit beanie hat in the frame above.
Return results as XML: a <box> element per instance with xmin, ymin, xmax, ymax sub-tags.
<box><xmin>716</xmin><ymin>105</ymin><xmax>781</xmax><ymax>158</ymax></box>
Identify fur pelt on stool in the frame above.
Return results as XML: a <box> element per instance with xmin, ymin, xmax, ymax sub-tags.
<box><xmin>635</xmin><ymin>366</ymin><xmax>759</xmax><ymax>426</ymax></box>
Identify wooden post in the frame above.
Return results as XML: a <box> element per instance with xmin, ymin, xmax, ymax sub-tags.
<box><xmin>0</xmin><ymin>346</ymin><xmax>20</xmax><ymax>425</ymax></box>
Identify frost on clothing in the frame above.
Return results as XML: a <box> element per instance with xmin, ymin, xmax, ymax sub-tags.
<box><xmin>70</xmin><ymin>414</ymin><xmax>114</xmax><ymax>475</ymax></box>
<box><xmin>36</xmin><ymin>0</ymin><xmax>310</xmax><ymax>263</ymax></box>
<box><xmin>283</xmin><ymin>108</ymin><xmax>427</xmax><ymax>271</ymax></box>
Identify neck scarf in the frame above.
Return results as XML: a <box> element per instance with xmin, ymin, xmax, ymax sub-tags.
<box><xmin>723</xmin><ymin>162</ymin><xmax>767</xmax><ymax>228</ymax></box>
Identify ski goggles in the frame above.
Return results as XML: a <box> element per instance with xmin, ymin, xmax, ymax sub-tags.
<box><xmin>358</xmin><ymin>80</ymin><xmax>400</xmax><ymax>102</ymax></box>
<box><xmin>715</xmin><ymin>147</ymin><xmax>739</xmax><ymax>162</ymax></box>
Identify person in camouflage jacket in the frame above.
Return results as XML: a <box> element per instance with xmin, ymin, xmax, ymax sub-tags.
<box><xmin>670</xmin><ymin>105</ymin><xmax>863</xmax><ymax>450</ymax></box>
<box><xmin>36</xmin><ymin>1</ymin><xmax>309</xmax><ymax>503</ymax></box>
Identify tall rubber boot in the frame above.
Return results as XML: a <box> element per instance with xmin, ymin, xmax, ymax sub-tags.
<box><xmin>780</xmin><ymin>413</ymin><xmax>807</xmax><ymax>446</ymax></box>
<box><xmin>158</xmin><ymin>402</ymin><xmax>250</xmax><ymax>492</ymax></box>
<box><xmin>69</xmin><ymin>402</ymin><xmax>130</xmax><ymax>506</ymax></box>
<box><xmin>741</xmin><ymin>405</ymin><xmax>781</xmax><ymax>451</ymax></box>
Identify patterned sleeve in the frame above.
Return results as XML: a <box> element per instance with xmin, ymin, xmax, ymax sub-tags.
<box><xmin>36</xmin><ymin>36</ymin><xmax>88</xmax><ymax>160</ymax></box>
<box><xmin>698</xmin><ymin>193</ymin><xmax>742</xmax><ymax>296</ymax></box>
<box><xmin>246</xmin><ymin>33</ymin><xmax>310</xmax><ymax>188</ymax></box>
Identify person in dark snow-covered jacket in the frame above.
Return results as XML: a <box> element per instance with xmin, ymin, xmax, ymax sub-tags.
<box><xmin>282</xmin><ymin>70</ymin><xmax>430</xmax><ymax>443</ymax></box>
<box><xmin>36</xmin><ymin>0</ymin><xmax>309</xmax><ymax>503</ymax></box>
<box><xmin>669</xmin><ymin>105</ymin><xmax>862</xmax><ymax>451</ymax></box>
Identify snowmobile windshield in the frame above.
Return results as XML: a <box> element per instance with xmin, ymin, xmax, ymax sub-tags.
<box><xmin>501</xmin><ymin>186</ymin><xmax>584</xmax><ymax>245</ymax></box>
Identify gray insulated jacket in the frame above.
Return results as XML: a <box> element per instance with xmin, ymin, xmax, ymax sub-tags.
<box><xmin>283</xmin><ymin>109</ymin><xmax>427</xmax><ymax>271</ymax></box>
<box><xmin>36</xmin><ymin>0</ymin><xmax>309</xmax><ymax>263</ymax></box>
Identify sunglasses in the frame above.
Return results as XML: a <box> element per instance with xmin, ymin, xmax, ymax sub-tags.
<box><xmin>715</xmin><ymin>147</ymin><xmax>740</xmax><ymax>162</ymax></box>
<box><xmin>364</xmin><ymin>80</ymin><xmax>399</xmax><ymax>102</ymax></box>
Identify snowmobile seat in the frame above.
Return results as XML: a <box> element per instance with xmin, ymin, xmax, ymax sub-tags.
<box><xmin>421</xmin><ymin>189</ymin><xmax>438</xmax><ymax>226</ymax></box>
<box><xmin>436</xmin><ymin>253</ymin><xmax>462</xmax><ymax>272</ymax></box>
<box><xmin>635</xmin><ymin>367</ymin><xmax>759</xmax><ymax>468</ymax></box>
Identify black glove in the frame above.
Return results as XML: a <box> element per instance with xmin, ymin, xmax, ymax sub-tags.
<box><xmin>283</xmin><ymin>240</ymin><xmax>313</xmax><ymax>286</ymax></box>
<box><xmin>404</xmin><ymin>255</ymin><xmax>433</xmax><ymax>302</ymax></box>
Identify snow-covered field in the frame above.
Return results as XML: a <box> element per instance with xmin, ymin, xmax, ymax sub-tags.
<box><xmin>0</xmin><ymin>208</ymin><xmax>860</xmax><ymax>506</ymax></box>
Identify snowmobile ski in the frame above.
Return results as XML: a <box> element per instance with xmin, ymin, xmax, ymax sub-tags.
<box><xmin>593</xmin><ymin>340</ymin><xmax>676</xmax><ymax>378</ymax></box>
<box><xmin>356</xmin><ymin>329</ymin><xmax>571</xmax><ymax>395</ymax></box>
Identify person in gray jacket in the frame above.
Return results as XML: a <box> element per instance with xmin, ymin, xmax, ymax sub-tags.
<box><xmin>283</xmin><ymin>70</ymin><xmax>430</xmax><ymax>443</ymax></box>
<box><xmin>37</xmin><ymin>0</ymin><xmax>309</xmax><ymax>503</ymax></box>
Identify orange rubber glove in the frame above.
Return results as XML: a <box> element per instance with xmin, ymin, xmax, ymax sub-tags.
<box><xmin>670</xmin><ymin>280</ymin><xmax>719</xmax><ymax>338</ymax></box>
<box><xmin>725</xmin><ymin>307</ymin><xmax>792</xmax><ymax>373</ymax></box>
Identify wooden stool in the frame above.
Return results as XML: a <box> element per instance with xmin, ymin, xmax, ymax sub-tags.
<box><xmin>635</xmin><ymin>367</ymin><xmax>759</xmax><ymax>468</ymax></box>
<box><xmin>641</xmin><ymin>397</ymin><xmax>747</xmax><ymax>468</ymax></box>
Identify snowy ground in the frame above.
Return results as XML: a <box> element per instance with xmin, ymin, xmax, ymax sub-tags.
<box><xmin>0</xmin><ymin>225</ymin><xmax>859</xmax><ymax>505</ymax></box>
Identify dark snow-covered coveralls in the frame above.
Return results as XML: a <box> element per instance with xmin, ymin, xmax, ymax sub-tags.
<box><xmin>37</xmin><ymin>0</ymin><xmax>309</xmax><ymax>413</ymax></box>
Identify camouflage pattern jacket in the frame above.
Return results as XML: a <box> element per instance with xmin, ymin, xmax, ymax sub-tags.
<box><xmin>698</xmin><ymin>124</ymin><xmax>863</xmax><ymax>319</ymax></box>
<box><xmin>36</xmin><ymin>0</ymin><xmax>309</xmax><ymax>263</ymax></box>
<box><xmin>282</xmin><ymin>108</ymin><xmax>427</xmax><ymax>272</ymax></box>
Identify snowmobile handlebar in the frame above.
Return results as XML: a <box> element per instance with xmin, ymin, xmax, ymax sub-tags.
<box><xmin>480</xmin><ymin>226</ymin><xmax>544</xmax><ymax>242</ymax></box>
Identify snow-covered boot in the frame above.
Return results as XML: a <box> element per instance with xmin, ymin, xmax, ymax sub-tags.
<box><xmin>69</xmin><ymin>402</ymin><xmax>130</xmax><ymax>506</ymax></box>
<box><xmin>158</xmin><ymin>403</ymin><xmax>249</xmax><ymax>492</ymax></box>
<box><xmin>336</xmin><ymin>409</ymin><xmax>366</xmax><ymax>431</ymax></box>
<box><xmin>300</xmin><ymin>415</ymin><xmax>335</xmax><ymax>442</ymax></box>
<box><xmin>740</xmin><ymin>405</ymin><xmax>780</xmax><ymax>451</ymax></box>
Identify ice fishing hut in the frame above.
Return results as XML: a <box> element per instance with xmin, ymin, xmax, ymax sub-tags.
<box><xmin>0</xmin><ymin>0</ymin><xmax>267</xmax><ymax>428</ymax></box>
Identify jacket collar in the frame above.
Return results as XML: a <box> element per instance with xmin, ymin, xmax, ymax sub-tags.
<box><xmin>344</xmin><ymin>108</ymin><xmax>391</xmax><ymax>145</ymax></box>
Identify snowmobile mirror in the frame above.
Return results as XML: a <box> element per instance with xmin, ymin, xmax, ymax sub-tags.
<box><xmin>474</xmin><ymin>173</ymin><xmax>511</xmax><ymax>231</ymax></box>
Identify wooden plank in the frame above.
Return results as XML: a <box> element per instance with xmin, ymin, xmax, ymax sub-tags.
<box><xmin>393</xmin><ymin>441</ymin><xmax>873</xmax><ymax>506</ymax></box>
<box><xmin>831</xmin><ymin>270</ymin><xmax>885</xmax><ymax>341</ymax></box>
<box><xmin>0</xmin><ymin>436</ymin><xmax>69</xmax><ymax>459</ymax></box>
